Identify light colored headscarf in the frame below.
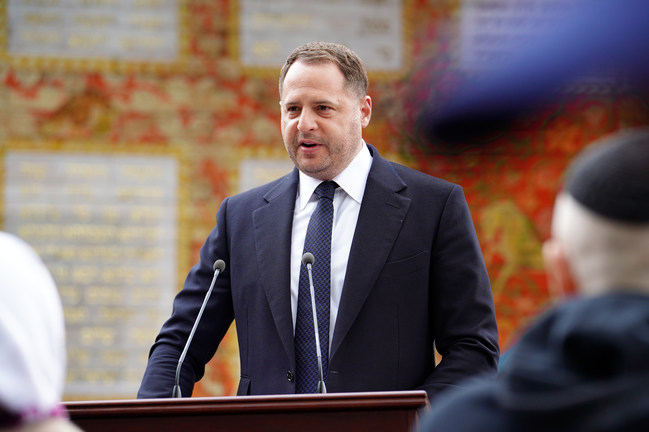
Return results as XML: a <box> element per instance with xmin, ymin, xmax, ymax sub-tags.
<box><xmin>0</xmin><ymin>232</ymin><xmax>67</xmax><ymax>426</ymax></box>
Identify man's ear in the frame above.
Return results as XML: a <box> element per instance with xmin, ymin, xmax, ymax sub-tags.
<box><xmin>542</xmin><ymin>238</ymin><xmax>578</xmax><ymax>300</ymax></box>
<box><xmin>360</xmin><ymin>95</ymin><xmax>372</xmax><ymax>128</ymax></box>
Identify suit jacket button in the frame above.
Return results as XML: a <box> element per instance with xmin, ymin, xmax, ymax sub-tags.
<box><xmin>287</xmin><ymin>371</ymin><xmax>294</xmax><ymax>382</ymax></box>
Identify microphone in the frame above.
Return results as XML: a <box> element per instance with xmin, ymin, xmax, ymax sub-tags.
<box><xmin>172</xmin><ymin>259</ymin><xmax>226</xmax><ymax>398</ymax></box>
<box><xmin>301</xmin><ymin>252</ymin><xmax>327</xmax><ymax>394</ymax></box>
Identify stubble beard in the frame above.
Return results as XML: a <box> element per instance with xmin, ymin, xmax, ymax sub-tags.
<box><xmin>288</xmin><ymin>137</ymin><xmax>334</xmax><ymax>180</ymax></box>
<box><xmin>285</xmin><ymin>125</ymin><xmax>363</xmax><ymax>180</ymax></box>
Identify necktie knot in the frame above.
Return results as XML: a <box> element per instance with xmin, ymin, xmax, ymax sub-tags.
<box><xmin>315</xmin><ymin>181</ymin><xmax>337</xmax><ymax>201</ymax></box>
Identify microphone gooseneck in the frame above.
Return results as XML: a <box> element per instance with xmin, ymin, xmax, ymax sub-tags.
<box><xmin>301</xmin><ymin>252</ymin><xmax>327</xmax><ymax>394</ymax></box>
<box><xmin>172</xmin><ymin>259</ymin><xmax>226</xmax><ymax>398</ymax></box>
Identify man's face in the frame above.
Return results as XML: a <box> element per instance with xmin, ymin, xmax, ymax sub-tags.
<box><xmin>280</xmin><ymin>60</ymin><xmax>372</xmax><ymax>181</ymax></box>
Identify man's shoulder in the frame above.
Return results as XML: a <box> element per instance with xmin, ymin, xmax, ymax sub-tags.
<box><xmin>229</xmin><ymin>171</ymin><xmax>296</xmax><ymax>203</ymax></box>
<box><xmin>381</xmin><ymin>159</ymin><xmax>460</xmax><ymax>199</ymax></box>
<box><xmin>367</xmin><ymin>143</ymin><xmax>454</xmax><ymax>187</ymax></box>
<box><xmin>392</xmin><ymin>161</ymin><xmax>455</xmax><ymax>185</ymax></box>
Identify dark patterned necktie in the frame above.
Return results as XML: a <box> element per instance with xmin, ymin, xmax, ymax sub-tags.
<box><xmin>295</xmin><ymin>180</ymin><xmax>337</xmax><ymax>393</ymax></box>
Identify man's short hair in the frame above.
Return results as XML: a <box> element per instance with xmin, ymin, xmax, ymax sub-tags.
<box><xmin>279</xmin><ymin>41</ymin><xmax>369</xmax><ymax>99</ymax></box>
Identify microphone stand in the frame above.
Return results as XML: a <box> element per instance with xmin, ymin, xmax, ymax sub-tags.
<box><xmin>303</xmin><ymin>252</ymin><xmax>327</xmax><ymax>394</ymax></box>
<box><xmin>172</xmin><ymin>259</ymin><xmax>226</xmax><ymax>397</ymax></box>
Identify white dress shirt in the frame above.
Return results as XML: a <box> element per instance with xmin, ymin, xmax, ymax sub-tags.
<box><xmin>290</xmin><ymin>143</ymin><xmax>373</xmax><ymax>347</ymax></box>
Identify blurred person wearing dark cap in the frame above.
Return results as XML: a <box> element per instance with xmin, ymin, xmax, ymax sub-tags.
<box><xmin>417</xmin><ymin>127</ymin><xmax>649</xmax><ymax>432</ymax></box>
<box><xmin>0</xmin><ymin>232</ymin><xmax>82</xmax><ymax>432</ymax></box>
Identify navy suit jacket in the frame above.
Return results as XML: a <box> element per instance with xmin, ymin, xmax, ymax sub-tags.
<box><xmin>138</xmin><ymin>144</ymin><xmax>499</xmax><ymax>401</ymax></box>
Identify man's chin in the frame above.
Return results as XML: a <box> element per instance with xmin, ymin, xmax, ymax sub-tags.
<box><xmin>298</xmin><ymin>163</ymin><xmax>330</xmax><ymax>180</ymax></box>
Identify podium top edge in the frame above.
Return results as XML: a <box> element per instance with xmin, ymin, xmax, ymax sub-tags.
<box><xmin>65</xmin><ymin>390</ymin><xmax>429</xmax><ymax>417</ymax></box>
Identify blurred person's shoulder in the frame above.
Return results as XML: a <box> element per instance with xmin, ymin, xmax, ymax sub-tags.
<box><xmin>418</xmin><ymin>378</ymin><xmax>507</xmax><ymax>432</ymax></box>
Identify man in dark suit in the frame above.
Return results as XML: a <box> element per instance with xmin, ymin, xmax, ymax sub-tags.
<box><xmin>138</xmin><ymin>41</ymin><xmax>499</xmax><ymax>402</ymax></box>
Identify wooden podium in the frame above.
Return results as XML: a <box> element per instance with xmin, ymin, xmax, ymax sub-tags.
<box><xmin>65</xmin><ymin>391</ymin><xmax>429</xmax><ymax>432</ymax></box>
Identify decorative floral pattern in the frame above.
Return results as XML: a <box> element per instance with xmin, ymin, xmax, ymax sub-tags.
<box><xmin>1</xmin><ymin>0</ymin><xmax>648</xmax><ymax>397</ymax></box>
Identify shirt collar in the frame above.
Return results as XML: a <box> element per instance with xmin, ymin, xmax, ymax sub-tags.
<box><xmin>297</xmin><ymin>142</ymin><xmax>373</xmax><ymax>210</ymax></box>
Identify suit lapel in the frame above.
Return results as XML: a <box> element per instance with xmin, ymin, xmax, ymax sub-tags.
<box><xmin>331</xmin><ymin>147</ymin><xmax>411</xmax><ymax>359</ymax></box>
<box><xmin>251</xmin><ymin>150</ymin><xmax>411</xmax><ymax>363</ymax></box>
<box><xmin>253</xmin><ymin>169</ymin><xmax>299</xmax><ymax>363</ymax></box>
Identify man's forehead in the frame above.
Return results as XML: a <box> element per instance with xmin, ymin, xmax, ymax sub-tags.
<box><xmin>282</xmin><ymin>60</ymin><xmax>342</xmax><ymax>86</ymax></box>
<box><xmin>281</xmin><ymin>66</ymin><xmax>348</xmax><ymax>102</ymax></box>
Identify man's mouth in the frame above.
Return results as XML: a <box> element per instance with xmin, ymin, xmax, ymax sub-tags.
<box><xmin>300</xmin><ymin>141</ymin><xmax>319</xmax><ymax>148</ymax></box>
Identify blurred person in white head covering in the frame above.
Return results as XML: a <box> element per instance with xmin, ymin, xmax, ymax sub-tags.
<box><xmin>0</xmin><ymin>232</ymin><xmax>81</xmax><ymax>432</ymax></box>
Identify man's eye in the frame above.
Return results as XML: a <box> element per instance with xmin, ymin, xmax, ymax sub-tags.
<box><xmin>317</xmin><ymin>106</ymin><xmax>332</xmax><ymax>111</ymax></box>
<box><xmin>287</xmin><ymin>106</ymin><xmax>300</xmax><ymax>112</ymax></box>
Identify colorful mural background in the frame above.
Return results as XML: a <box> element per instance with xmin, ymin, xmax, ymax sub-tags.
<box><xmin>2</xmin><ymin>0</ymin><xmax>648</xmax><ymax>398</ymax></box>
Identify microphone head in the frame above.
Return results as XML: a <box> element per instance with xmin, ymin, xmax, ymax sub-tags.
<box><xmin>213</xmin><ymin>259</ymin><xmax>226</xmax><ymax>272</ymax></box>
<box><xmin>302</xmin><ymin>252</ymin><xmax>314</xmax><ymax>266</ymax></box>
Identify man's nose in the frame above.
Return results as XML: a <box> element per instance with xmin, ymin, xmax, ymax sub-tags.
<box><xmin>297</xmin><ymin>109</ymin><xmax>317</xmax><ymax>132</ymax></box>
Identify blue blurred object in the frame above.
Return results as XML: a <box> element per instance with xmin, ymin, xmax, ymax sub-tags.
<box><xmin>425</xmin><ymin>0</ymin><xmax>649</xmax><ymax>142</ymax></box>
